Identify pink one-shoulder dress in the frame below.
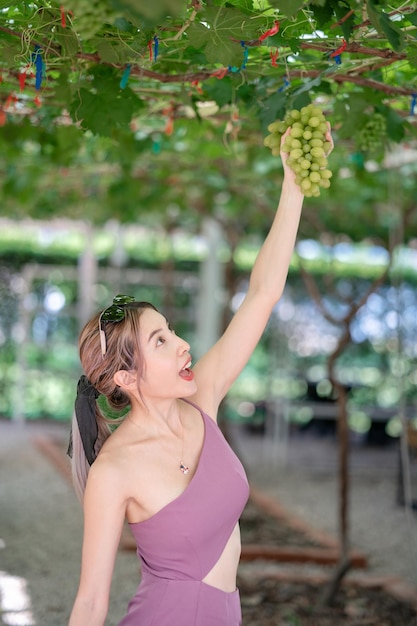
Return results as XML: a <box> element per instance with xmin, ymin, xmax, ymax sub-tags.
<box><xmin>118</xmin><ymin>400</ymin><xmax>250</xmax><ymax>626</ymax></box>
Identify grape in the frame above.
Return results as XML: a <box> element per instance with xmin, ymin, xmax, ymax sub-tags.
<box><xmin>356</xmin><ymin>113</ymin><xmax>387</xmax><ymax>154</ymax></box>
<box><xmin>311</xmin><ymin>147</ymin><xmax>324</xmax><ymax>158</ymax></box>
<box><xmin>290</xmin><ymin>148</ymin><xmax>303</xmax><ymax>160</ymax></box>
<box><xmin>290</xmin><ymin>126</ymin><xmax>304</xmax><ymax>139</ymax></box>
<box><xmin>321</xmin><ymin>169</ymin><xmax>332</xmax><ymax>179</ymax></box>
<box><xmin>268</xmin><ymin>121</ymin><xmax>286</xmax><ymax>134</ymax></box>
<box><xmin>310</xmin><ymin>139</ymin><xmax>323</xmax><ymax>148</ymax></box>
<box><xmin>263</xmin><ymin>103</ymin><xmax>332</xmax><ymax>197</ymax></box>
<box><xmin>308</xmin><ymin>116</ymin><xmax>320</xmax><ymax>128</ymax></box>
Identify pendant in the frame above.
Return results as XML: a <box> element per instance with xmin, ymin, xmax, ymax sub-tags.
<box><xmin>180</xmin><ymin>462</ymin><xmax>189</xmax><ymax>475</ymax></box>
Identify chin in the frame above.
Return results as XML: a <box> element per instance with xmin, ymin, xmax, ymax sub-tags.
<box><xmin>181</xmin><ymin>382</ymin><xmax>198</xmax><ymax>396</ymax></box>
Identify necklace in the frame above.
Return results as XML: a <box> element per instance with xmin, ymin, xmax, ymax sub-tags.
<box><xmin>178</xmin><ymin>417</ymin><xmax>190</xmax><ymax>475</ymax></box>
<box><xmin>127</xmin><ymin>413</ymin><xmax>190</xmax><ymax>475</ymax></box>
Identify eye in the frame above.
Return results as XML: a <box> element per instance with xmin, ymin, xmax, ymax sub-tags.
<box><xmin>156</xmin><ymin>335</ymin><xmax>166</xmax><ymax>347</ymax></box>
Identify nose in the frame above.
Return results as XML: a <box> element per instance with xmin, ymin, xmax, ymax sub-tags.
<box><xmin>177</xmin><ymin>334</ymin><xmax>190</xmax><ymax>353</ymax></box>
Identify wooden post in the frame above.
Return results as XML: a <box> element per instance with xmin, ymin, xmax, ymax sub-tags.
<box><xmin>195</xmin><ymin>218</ymin><xmax>225</xmax><ymax>359</ymax></box>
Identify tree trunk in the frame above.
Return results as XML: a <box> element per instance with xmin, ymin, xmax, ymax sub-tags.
<box><xmin>320</xmin><ymin>382</ymin><xmax>352</xmax><ymax>606</ymax></box>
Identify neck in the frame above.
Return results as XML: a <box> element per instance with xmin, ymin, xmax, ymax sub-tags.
<box><xmin>128</xmin><ymin>397</ymin><xmax>184</xmax><ymax>436</ymax></box>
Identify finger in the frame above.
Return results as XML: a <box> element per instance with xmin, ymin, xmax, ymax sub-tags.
<box><xmin>280</xmin><ymin>127</ymin><xmax>292</xmax><ymax>153</ymax></box>
<box><xmin>325</xmin><ymin>121</ymin><xmax>334</xmax><ymax>153</ymax></box>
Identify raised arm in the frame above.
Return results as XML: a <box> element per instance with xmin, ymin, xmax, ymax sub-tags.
<box><xmin>192</xmin><ymin>134</ymin><xmax>308</xmax><ymax>414</ymax></box>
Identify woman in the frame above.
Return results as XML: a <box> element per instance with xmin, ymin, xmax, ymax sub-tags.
<box><xmin>68</xmin><ymin>128</ymin><xmax>331</xmax><ymax>626</ymax></box>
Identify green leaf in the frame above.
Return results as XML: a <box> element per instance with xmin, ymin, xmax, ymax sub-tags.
<box><xmin>225</xmin><ymin>0</ymin><xmax>257</xmax><ymax>15</ymax></box>
<box><xmin>406</xmin><ymin>11</ymin><xmax>417</xmax><ymax>27</ymax></box>
<box><xmin>204</xmin><ymin>6</ymin><xmax>259</xmax><ymax>39</ymax></box>
<box><xmin>205</xmin><ymin>38</ymin><xmax>244</xmax><ymax>67</ymax></box>
<box><xmin>204</xmin><ymin>77</ymin><xmax>234</xmax><ymax>107</ymax></box>
<box><xmin>110</xmin><ymin>0</ymin><xmax>187</xmax><ymax>21</ymax></box>
<box><xmin>187</xmin><ymin>22</ymin><xmax>211</xmax><ymax>50</ymax></box>
<box><xmin>114</xmin><ymin>16</ymin><xmax>136</xmax><ymax>32</ymax></box>
<box><xmin>96</xmin><ymin>40</ymin><xmax>128</xmax><ymax>64</ymax></box>
<box><xmin>291</xmin><ymin>91</ymin><xmax>311</xmax><ymax>111</ymax></box>
<box><xmin>332</xmin><ymin>0</ymin><xmax>355</xmax><ymax>41</ymax></box>
<box><xmin>188</xmin><ymin>7</ymin><xmax>258</xmax><ymax>66</ymax></box>
<box><xmin>55</xmin><ymin>31</ymin><xmax>80</xmax><ymax>58</ymax></box>
<box><xmin>0</xmin><ymin>38</ymin><xmax>22</xmax><ymax>64</ymax></box>
<box><xmin>69</xmin><ymin>67</ymin><xmax>142</xmax><ymax>136</ymax></box>
<box><xmin>52</xmin><ymin>126</ymin><xmax>84</xmax><ymax>164</ymax></box>
<box><xmin>310</xmin><ymin>2</ymin><xmax>335</xmax><ymax>29</ymax></box>
<box><xmin>366</xmin><ymin>0</ymin><xmax>404</xmax><ymax>51</ymax></box>
<box><xmin>259</xmin><ymin>89</ymin><xmax>288</xmax><ymax>129</ymax></box>
<box><xmin>268</xmin><ymin>0</ymin><xmax>306</xmax><ymax>18</ymax></box>
<box><xmin>53</xmin><ymin>71</ymin><xmax>74</xmax><ymax>103</ymax></box>
<box><xmin>377</xmin><ymin>106</ymin><xmax>406</xmax><ymax>143</ymax></box>
<box><xmin>292</xmin><ymin>74</ymin><xmax>323</xmax><ymax>98</ymax></box>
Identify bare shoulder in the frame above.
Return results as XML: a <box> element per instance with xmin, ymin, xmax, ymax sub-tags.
<box><xmin>85</xmin><ymin>439</ymin><xmax>128</xmax><ymax>499</ymax></box>
<box><xmin>84</xmin><ymin>427</ymin><xmax>140</xmax><ymax>507</ymax></box>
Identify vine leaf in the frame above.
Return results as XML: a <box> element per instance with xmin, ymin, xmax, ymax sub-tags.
<box><xmin>187</xmin><ymin>7</ymin><xmax>258</xmax><ymax>67</ymax></box>
<box><xmin>55</xmin><ymin>31</ymin><xmax>80</xmax><ymax>58</ymax></box>
<box><xmin>268</xmin><ymin>0</ymin><xmax>306</xmax><ymax>18</ymax></box>
<box><xmin>96</xmin><ymin>40</ymin><xmax>129</xmax><ymax>65</ymax></box>
<box><xmin>69</xmin><ymin>67</ymin><xmax>142</xmax><ymax>136</ymax></box>
<box><xmin>110</xmin><ymin>0</ymin><xmax>186</xmax><ymax>21</ymax></box>
<box><xmin>365</xmin><ymin>0</ymin><xmax>405</xmax><ymax>51</ymax></box>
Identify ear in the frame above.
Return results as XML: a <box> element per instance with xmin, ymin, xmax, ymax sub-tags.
<box><xmin>113</xmin><ymin>369</ymin><xmax>137</xmax><ymax>391</ymax></box>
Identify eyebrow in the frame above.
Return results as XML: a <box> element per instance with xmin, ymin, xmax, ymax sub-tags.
<box><xmin>147</xmin><ymin>318</ymin><xmax>171</xmax><ymax>343</ymax></box>
<box><xmin>148</xmin><ymin>328</ymin><xmax>164</xmax><ymax>343</ymax></box>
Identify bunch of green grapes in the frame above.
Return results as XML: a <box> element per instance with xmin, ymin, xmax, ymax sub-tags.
<box><xmin>66</xmin><ymin>0</ymin><xmax>118</xmax><ymax>39</ymax></box>
<box><xmin>356</xmin><ymin>113</ymin><xmax>387</xmax><ymax>154</ymax></box>
<box><xmin>264</xmin><ymin>104</ymin><xmax>332</xmax><ymax>198</ymax></box>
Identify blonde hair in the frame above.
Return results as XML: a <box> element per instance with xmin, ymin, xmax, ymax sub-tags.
<box><xmin>71</xmin><ymin>302</ymin><xmax>157</xmax><ymax>500</ymax></box>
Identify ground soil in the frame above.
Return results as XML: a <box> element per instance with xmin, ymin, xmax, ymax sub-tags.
<box><xmin>239</xmin><ymin>577</ymin><xmax>417</xmax><ymax>626</ymax></box>
<box><xmin>237</xmin><ymin>502</ymin><xmax>417</xmax><ymax>626</ymax></box>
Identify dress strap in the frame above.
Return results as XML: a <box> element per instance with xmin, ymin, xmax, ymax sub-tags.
<box><xmin>180</xmin><ymin>397</ymin><xmax>204</xmax><ymax>414</ymax></box>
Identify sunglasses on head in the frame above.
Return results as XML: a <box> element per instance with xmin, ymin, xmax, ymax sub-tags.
<box><xmin>98</xmin><ymin>294</ymin><xmax>136</xmax><ymax>357</ymax></box>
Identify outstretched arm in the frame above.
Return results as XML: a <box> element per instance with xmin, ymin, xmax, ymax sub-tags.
<box><xmin>192</xmin><ymin>132</ymin><xmax>316</xmax><ymax>415</ymax></box>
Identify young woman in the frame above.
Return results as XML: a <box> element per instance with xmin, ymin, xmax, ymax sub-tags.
<box><xmin>68</xmin><ymin>128</ymin><xmax>332</xmax><ymax>626</ymax></box>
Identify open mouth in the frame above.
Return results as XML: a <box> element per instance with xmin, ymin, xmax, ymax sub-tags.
<box><xmin>179</xmin><ymin>359</ymin><xmax>194</xmax><ymax>381</ymax></box>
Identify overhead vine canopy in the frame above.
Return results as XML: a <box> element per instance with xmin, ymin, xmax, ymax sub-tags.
<box><xmin>0</xmin><ymin>0</ymin><xmax>416</xmax><ymax>232</ymax></box>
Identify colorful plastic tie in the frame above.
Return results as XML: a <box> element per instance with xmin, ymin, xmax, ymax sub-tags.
<box><xmin>259</xmin><ymin>20</ymin><xmax>280</xmax><ymax>42</ymax></box>
<box><xmin>120</xmin><ymin>64</ymin><xmax>131</xmax><ymax>89</ymax></box>
<box><xmin>31</xmin><ymin>45</ymin><xmax>44</xmax><ymax>90</ymax></box>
